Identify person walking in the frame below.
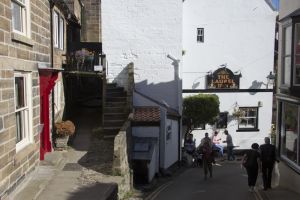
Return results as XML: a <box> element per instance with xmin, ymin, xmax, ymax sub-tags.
<box><xmin>242</xmin><ymin>143</ymin><xmax>261</xmax><ymax>192</ymax></box>
<box><xmin>223</xmin><ymin>130</ymin><xmax>235</xmax><ymax>161</ymax></box>
<box><xmin>260</xmin><ymin>137</ymin><xmax>277</xmax><ymax>190</ymax></box>
<box><xmin>212</xmin><ymin>131</ymin><xmax>224</xmax><ymax>157</ymax></box>
<box><xmin>200</xmin><ymin>132</ymin><xmax>214</xmax><ymax>180</ymax></box>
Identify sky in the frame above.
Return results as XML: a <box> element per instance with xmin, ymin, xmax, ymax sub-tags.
<box><xmin>271</xmin><ymin>0</ymin><xmax>279</xmax><ymax>10</ymax></box>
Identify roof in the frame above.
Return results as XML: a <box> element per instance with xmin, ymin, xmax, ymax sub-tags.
<box><xmin>279</xmin><ymin>8</ymin><xmax>300</xmax><ymax>22</ymax></box>
<box><xmin>132</xmin><ymin>107</ymin><xmax>160</xmax><ymax>126</ymax></box>
<box><xmin>264</xmin><ymin>0</ymin><xmax>276</xmax><ymax>12</ymax></box>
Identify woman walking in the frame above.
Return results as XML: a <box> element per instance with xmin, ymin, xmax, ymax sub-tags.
<box><xmin>242</xmin><ymin>143</ymin><xmax>261</xmax><ymax>192</ymax></box>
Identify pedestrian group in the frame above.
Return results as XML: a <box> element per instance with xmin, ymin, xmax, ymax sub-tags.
<box><xmin>186</xmin><ymin>130</ymin><xmax>278</xmax><ymax>192</ymax></box>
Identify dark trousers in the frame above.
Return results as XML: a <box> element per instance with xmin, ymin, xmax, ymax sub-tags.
<box><xmin>227</xmin><ymin>146</ymin><xmax>235</xmax><ymax>160</ymax></box>
<box><xmin>203</xmin><ymin>159</ymin><xmax>212</xmax><ymax>178</ymax></box>
<box><xmin>246</xmin><ymin>167</ymin><xmax>258</xmax><ymax>187</ymax></box>
<box><xmin>262</xmin><ymin>163</ymin><xmax>274</xmax><ymax>189</ymax></box>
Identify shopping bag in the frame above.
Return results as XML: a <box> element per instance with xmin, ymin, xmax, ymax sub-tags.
<box><xmin>272</xmin><ymin>162</ymin><xmax>280</xmax><ymax>188</ymax></box>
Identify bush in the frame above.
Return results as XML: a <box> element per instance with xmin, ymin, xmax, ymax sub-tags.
<box><xmin>55</xmin><ymin>120</ymin><xmax>75</xmax><ymax>137</ymax></box>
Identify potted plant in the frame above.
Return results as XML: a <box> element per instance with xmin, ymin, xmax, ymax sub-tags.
<box><xmin>54</xmin><ymin>120</ymin><xmax>75</xmax><ymax>148</ymax></box>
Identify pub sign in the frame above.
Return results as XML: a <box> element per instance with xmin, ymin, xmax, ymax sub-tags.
<box><xmin>206</xmin><ymin>67</ymin><xmax>240</xmax><ymax>89</ymax></box>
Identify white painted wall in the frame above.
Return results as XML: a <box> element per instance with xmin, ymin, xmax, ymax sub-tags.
<box><xmin>164</xmin><ymin>119</ymin><xmax>179</xmax><ymax>169</ymax></box>
<box><xmin>102</xmin><ymin>0</ymin><xmax>182</xmax><ymax>110</ymax></box>
<box><xmin>132</xmin><ymin>127</ymin><xmax>160</xmax><ymax>174</ymax></box>
<box><xmin>183</xmin><ymin>0</ymin><xmax>277</xmax><ymax>149</ymax></box>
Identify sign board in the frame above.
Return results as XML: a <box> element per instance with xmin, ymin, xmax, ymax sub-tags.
<box><xmin>206</xmin><ymin>67</ymin><xmax>240</xmax><ymax>89</ymax></box>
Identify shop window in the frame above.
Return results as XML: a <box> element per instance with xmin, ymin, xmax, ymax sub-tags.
<box><xmin>15</xmin><ymin>72</ymin><xmax>33</xmax><ymax>151</ymax></box>
<box><xmin>281</xmin><ymin>102</ymin><xmax>299</xmax><ymax>167</ymax></box>
<box><xmin>237</xmin><ymin>107</ymin><xmax>259</xmax><ymax>131</ymax></box>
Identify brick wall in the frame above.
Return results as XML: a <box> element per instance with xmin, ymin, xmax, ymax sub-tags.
<box><xmin>81</xmin><ymin>0</ymin><xmax>101</xmax><ymax>42</ymax></box>
<box><xmin>0</xmin><ymin>0</ymin><xmax>51</xmax><ymax>198</ymax></box>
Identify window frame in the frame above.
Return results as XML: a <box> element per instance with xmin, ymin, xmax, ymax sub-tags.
<box><xmin>14</xmin><ymin>72</ymin><xmax>33</xmax><ymax>152</ymax></box>
<box><xmin>281</xmin><ymin>21</ymin><xmax>293</xmax><ymax>88</ymax></box>
<box><xmin>237</xmin><ymin>107</ymin><xmax>259</xmax><ymax>132</ymax></box>
<box><xmin>278</xmin><ymin>100</ymin><xmax>300</xmax><ymax>172</ymax></box>
<box><xmin>197</xmin><ymin>28</ymin><xmax>204</xmax><ymax>43</ymax></box>
<box><xmin>11</xmin><ymin>0</ymin><xmax>31</xmax><ymax>37</ymax></box>
<box><xmin>53</xmin><ymin>10</ymin><xmax>64</xmax><ymax>50</ymax></box>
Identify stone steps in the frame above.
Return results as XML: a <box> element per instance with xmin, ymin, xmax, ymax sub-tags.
<box><xmin>103</xmin><ymin>83</ymin><xmax>128</xmax><ymax>137</ymax></box>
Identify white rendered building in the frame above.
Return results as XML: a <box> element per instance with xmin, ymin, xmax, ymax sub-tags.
<box><xmin>183</xmin><ymin>0</ymin><xmax>277</xmax><ymax>149</ymax></box>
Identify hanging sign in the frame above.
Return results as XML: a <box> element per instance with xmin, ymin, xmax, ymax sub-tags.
<box><xmin>206</xmin><ymin>67</ymin><xmax>240</xmax><ymax>89</ymax></box>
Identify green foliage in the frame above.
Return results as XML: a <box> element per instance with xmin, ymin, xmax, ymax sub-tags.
<box><xmin>183</xmin><ymin>94</ymin><xmax>220</xmax><ymax>135</ymax></box>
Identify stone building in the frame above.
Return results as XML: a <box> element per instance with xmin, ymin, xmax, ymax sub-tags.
<box><xmin>0</xmin><ymin>0</ymin><xmax>51</xmax><ymax>197</ymax></box>
<box><xmin>0</xmin><ymin>0</ymin><xmax>82</xmax><ymax>198</ymax></box>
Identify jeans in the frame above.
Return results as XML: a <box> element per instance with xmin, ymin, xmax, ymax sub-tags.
<box><xmin>227</xmin><ymin>146</ymin><xmax>235</xmax><ymax>161</ymax></box>
<box><xmin>213</xmin><ymin>144</ymin><xmax>224</xmax><ymax>157</ymax></box>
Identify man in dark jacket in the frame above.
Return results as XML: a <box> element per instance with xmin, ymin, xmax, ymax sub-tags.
<box><xmin>260</xmin><ymin>137</ymin><xmax>276</xmax><ymax>190</ymax></box>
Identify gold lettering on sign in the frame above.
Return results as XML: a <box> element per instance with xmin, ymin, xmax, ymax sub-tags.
<box><xmin>211</xmin><ymin>71</ymin><xmax>237</xmax><ymax>89</ymax></box>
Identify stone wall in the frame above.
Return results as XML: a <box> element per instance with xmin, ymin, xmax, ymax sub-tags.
<box><xmin>113</xmin><ymin>121</ymin><xmax>132</xmax><ymax>198</ymax></box>
<box><xmin>0</xmin><ymin>0</ymin><xmax>51</xmax><ymax>198</ymax></box>
<box><xmin>81</xmin><ymin>0</ymin><xmax>101</xmax><ymax>42</ymax></box>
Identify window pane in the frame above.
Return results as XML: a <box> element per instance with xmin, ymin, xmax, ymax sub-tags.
<box><xmin>282</xmin><ymin>103</ymin><xmax>298</xmax><ymax>165</ymax></box>
<box><xmin>284</xmin><ymin>56</ymin><xmax>291</xmax><ymax>85</ymax></box>
<box><xmin>59</xmin><ymin>17</ymin><xmax>64</xmax><ymax>49</ymax></box>
<box><xmin>295</xmin><ymin>24</ymin><xmax>300</xmax><ymax>54</ymax></box>
<box><xmin>53</xmin><ymin>12</ymin><xmax>59</xmax><ymax>47</ymax></box>
<box><xmin>285</xmin><ymin>26</ymin><xmax>292</xmax><ymax>55</ymax></box>
<box><xmin>12</xmin><ymin>2</ymin><xmax>23</xmax><ymax>32</ymax></box>
<box><xmin>16</xmin><ymin>111</ymin><xmax>23</xmax><ymax>143</ymax></box>
<box><xmin>15</xmin><ymin>77</ymin><xmax>25</xmax><ymax>109</ymax></box>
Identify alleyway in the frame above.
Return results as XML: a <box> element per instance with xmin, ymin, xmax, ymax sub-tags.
<box><xmin>11</xmin><ymin>106</ymin><xmax>119</xmax><ymax>200</ymax></box>
<box><xmin>146</xmin><ymin>161</ymin><xmax>258</xmax><ymax>200</ymax></box>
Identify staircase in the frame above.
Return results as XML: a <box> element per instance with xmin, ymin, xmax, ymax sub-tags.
<box><xmin>103</xmin><ymin>83</ymin><xmax>128</xmax><ymax>137</ymax></box>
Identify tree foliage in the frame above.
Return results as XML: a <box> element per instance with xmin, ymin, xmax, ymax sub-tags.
<box><xmin>183</xmin><ymin>94</ymin><xmax>220</xmax><ymax>137</ymax></box>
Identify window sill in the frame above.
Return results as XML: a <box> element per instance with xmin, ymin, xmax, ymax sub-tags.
<box><xmin>11</xmin><ymin>32</ymin><xmax>34</xmax><ymax>47</ymax></box>
<box><xmin>14</xmin><ymin>143</ymin><xmax>37</xmax><ymax>165</ymax></box>
<box><xmin>236</xmin><ymin>129</ymin><xmax>260</xmax><ymax>132</ymax></box>
<box><xmin>281</xmin><ymin>155</ymin><xmax>300</xmax><ymax>175</ymax></box>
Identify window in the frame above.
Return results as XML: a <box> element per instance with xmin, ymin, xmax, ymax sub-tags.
<box><xmin>197</xmin><ymin>28</ymin><xmax>204</xmax><ymax>43</ymax></box>
<box><xmin>280</xmin><ymin>102</ymin><xmax>299</xmax><ymax>169</ymax></box>
<box><xmin>53</xmin><ymin>11</ymin><xmax>64</xmax><ymax>50</ymax></box>
<box><xmin>294</xmin><ymin>23</ymin><xmax>300</xmax><ymax>85</ymax></box>
<box><xmin>59</xmin><ymin>17</ymin><xmax>64</xmax><ymax>50</ymax></box>
<box><xmin>238</xmin><ymin>107</ymin><xmax>259</xmax><ymax>131</ymax></box>
<box><xmin>15</xmin><ymin>72</ymin><xmax>32</xmax><ymax>151</ymax></box>
<box><xmin>11</xmin><ymin>0</ymin><xmax>30</xmax><ymax>36</ymax></box>
<box><xmin>216</xmin><ymin>112</ymin><xmax>228</xmax><ymax>129</ymax></box>
<box><xmin>282</xmin><ymin>24</ymin><xmax>292</xmax><ymax>86</ymax></box>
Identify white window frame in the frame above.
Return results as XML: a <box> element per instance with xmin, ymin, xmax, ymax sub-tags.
<box><xmin>53</xmin><ymin>11</ymin><xmax>59</xmax><ymax>48</ymax></box>
<box><xmin>14</xmin><ymin>72</ymin><xmax>33</xmax><ymax>152</ymax></box>
<box><xmin>11</xmin><ymin>0</ymin><xmax>31</xmax><ymax>37</ymax></box>
<box><xmin>238</xmin><ymin>107</ymin><xmax>259</xmax><ymax>131</ymax></box>
<box><xmin>282</xmin><ymin>23</ymin><xmax>292</xmax><ymax>86</ymax></box>
<box><xmin>197</xmin><ymin>28</ymin><xmax>204</xmax><ymax>43</ymax></box>
<box><xmin>59</xmin><ymin>17</ymin><xmax>64</xmax><ymax>50</ymax></box>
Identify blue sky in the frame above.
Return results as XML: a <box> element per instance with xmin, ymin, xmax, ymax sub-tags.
<box><xmin>271</xmin><ymin>0</ymin><xmax>279</xmax><ymax>10</ymax></box>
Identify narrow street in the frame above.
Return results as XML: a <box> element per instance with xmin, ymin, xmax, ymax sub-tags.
<box><xmin>148</xmin><ymin>161</ymin><xmax>258</xmax><ymax>200</ymax></box>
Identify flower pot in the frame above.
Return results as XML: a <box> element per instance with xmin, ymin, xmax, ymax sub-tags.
<box><xmin>55</xmin><ymin>135</ymin><xmax>69</xmax><ymax>148</ymax></box>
